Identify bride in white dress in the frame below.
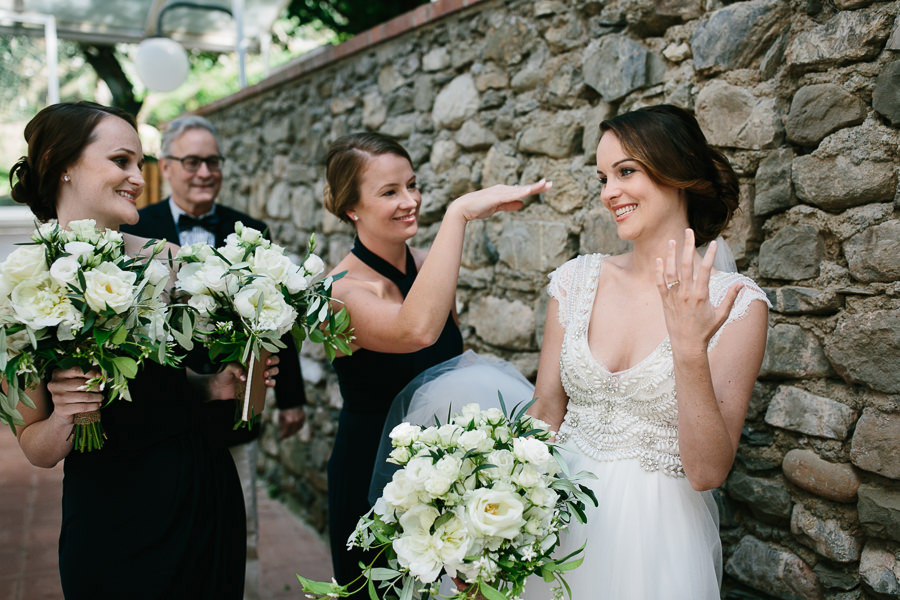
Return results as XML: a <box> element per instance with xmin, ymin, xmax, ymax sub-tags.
<box><xmin>524</xmin><ymin>105</ymin><xmax>769</xmax><ymax>599</ymax></box>
<box><xmin>371</xmin><ymin>105</ymin><xmax>769</xmax><ymax>599</ymax></box>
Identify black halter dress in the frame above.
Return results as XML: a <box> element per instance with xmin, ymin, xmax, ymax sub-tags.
<box><xmin>328</xmin><ymin>238</ymin><xmax>463</xmax><ymax>595</ymax></box>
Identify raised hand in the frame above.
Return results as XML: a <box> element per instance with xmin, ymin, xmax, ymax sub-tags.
<box><xmin>655</xmin><ymin>229</ymin><xmax>743</xmax><ymax>356</ymax></box>
<box><xmin>450</xmin><ymin>179</ymin><xmax>552</xmax><ymax>222</ymax></box>
<box><xmin>46</xmin><ymin>367</ymin><xmax>105</xmax><ymax>425</ymax></box>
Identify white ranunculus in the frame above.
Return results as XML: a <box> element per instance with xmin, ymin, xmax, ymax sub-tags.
<box><xmin>10</xmin><ymin>275</ymin><xmax>73</xmax><ymax>328</ymax></box>
<box><xmin>390</xmin><ymin>422</ymin><xmax>420</xmax><ymax>446</ymax></box>
<box><xmin>251</xmin><ymin>246</ymin><xmax>293</xmax><ymax>283</ymax></box>
<box><xmin>513</xmin><ymin>436</ymin><xmax>552</xmax><ymax>468</ymax></box>
<box><xmin>67</xmin><ymin>219</ymin><xmax>99</xmax><ymax>242</ymax></box>
<box><xmin>49</xmin><ymin>256</ymin><xmax>80</xmax><ymax>287</ymax></box>
<box><xmin>64</xmin><ymin>241</ymin><xmax>96</xmax><ymax>261</ymax></box>
<box><xmin>1</xmin><ymin>245</ymin><xmax>48</xmax><ymax>283</ymax></box>
<box><xmin>232</xmin><ymin>279</ymin><xmax>297</xmax><ymax>334</ymax></box>
<box><xmin>15</xmin><ymin>277</ymin><xmax>80</xmax><ymax>329</ymax></box>
<box><xmin>399</xmin><ymin>503</ymin><xmax>440</xmax><ymax>534</ymax></box>
<box><xmin>144</xmin><ymin>260</ymin><xmax>170</xmax><ymax>286</ymax></box>
<box><xmin>303</xmin><ymin>253</ymin><xmax>325</xmax><ymax>278</ymax></box>
<box><xmin>83</xmin><ymin>262</ymin><xmax>137</xmax><ymax>314</ymax></box>
<box><xmin>187</xmin><ymin>294</ymin><xmax>217</xmax><ymax>316</ymax></box>
<box><xmin>487</xmin><ymin>449</ymin><xmax>516</xmax><ymax>478</ymax></box>
<box><xmin>434</xmin><ymin>514</ymin><xmax>473</xmax><ymax>576</ymax></box>
<box><xmin>382</xmin><ymin>470</ymin><xmax>419</xmax><ymax>511</ymax></box>
<box><xmin>393</xmin><ymin>532</ymin><xmax>443</xmax><ymax>583</ymax></box>
<box><xmin>175</xmin><ymin>263</ymin><xmax>208</xmax><ymax>295</ymax></box>
<box><xmin>465</xmin><ymin>488</ymin><xmax>525</xmax><ymax>539</ymax></box>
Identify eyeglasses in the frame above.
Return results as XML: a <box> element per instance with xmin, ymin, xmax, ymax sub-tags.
<box><xmin>164</xmin><ymin>155</ymin><xmax>226</xmax><ymax>172</ymax></box>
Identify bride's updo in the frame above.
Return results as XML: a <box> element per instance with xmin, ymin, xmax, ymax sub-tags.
<box><xmin>323</xmin><ymin>132</ymin><xmax>413</xmax><ymax>224</ymax></box>
<box><xmin>10</xmin><ymin>101</ymin><xmax>137</xmax><ymax>222</ymax></box>
<box><xmin>599</xmin><ymin>105</ymin><xmax>739</xmax><ymax>247</ymax></box>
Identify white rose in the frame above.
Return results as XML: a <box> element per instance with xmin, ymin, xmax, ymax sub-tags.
<box><xmin>493</xmin><ymin>425</ymin><xmax>512</xmax><ymax>444</ymax></box>
<box><xmin>200</xmin><ymin>264</ymin><xmax>239</xmax><ymax>295</ymax></box>
<box><xmin>528</xmin><ymin>485</ymin><xmax>559</xmax><ymax>508</ymax></box>
<box><xmin>49</xmin><ymin>256</ymin><xmax>80</xmax><ymax>287</ymax></box>
<box><xmin>437</xmin><ymin>423</ymin><xmax>462</xmax><ymax>446</ymax></box>
<box><xmin>67</xmin><ymin>219</ymin><xmax>99</xmax><ymax>242</ymax></box>
<box><xmin>143</xmin><ymin>260</ymin><xmax>170</xmax><ymax>287</ymax></box>
<box><xmin>389</xmin><ymin>446</ymin><xmax>412</xmax><ymax>465</ymax></box>
<box><xmin>389</xmin><ymin>422</ymin><xmax>420</xmax><ymax>447</ymax></box>
<box><xmin>1</xmin><ymin>245</ymin><xmax>48</xmax><ymax>283</ymax></box>
<box><xmin>251</xmin><ymin>246</ymin><xmax>293</xmax><ymax>283</ymax></box>
<box><xmin>404</xmin><ymin>456</ymin><xmax>435</xmax><ymax>486</ymax></box>
<box><xmin>64</xmin><ymin>241</ymin><xmax>95</xmax><ymax>261</ymax></box>
<box><xmin>487</xmin><ymin>449</ymin><xmax>516</xmax><ymax>478</ymax></box>
<box><xmin>82</xmin><ymin>262</ymin><xmax>137</xmax><ymax>314</ymax></box>
<box><xmin>424</xmin><ymin>455</ymin><xmax>462</xmax><ymax>497</ymax></box>
<box><xmin>303</xmin><ymin>253</ymin><xmax>325</xmax><ymax>278</ymax></box>
<box><xmin>188</xmin><ymin>294</ymin><xmax>217</xmax><ymax>316</ymax></box>
<box><xmin>382</xmin><ymin>470</ymin><xmax>419</xmax><ymax>511</ymax></box>
<box><xmin>284</xmin><ymin>269</ymin><xmax>309</xmax><ymax>294</ymax></box>
<box><xmin>219</xmin><ymin>242</ymin><xmax>245</xmax><ymax>264</ymax></box>
<box><xmin>512</xmin><ymin>463</ymin><xmax>542</xmax><ymax>489</ymax></box>
<box><xmin>418</xmin><ymin>426</ymin><xmax>440</xmax><ymax>445</ymax></box>
<box><xmin>458</xmin><ymin>429</ymin><xmax>493</xmax><ymax>452</ymax></box>
<box><xmin>483</xmin><ymin>407</ymin><xmax>504</xmax><ymax>424</ymax></box>
<box><xmin>10</xmin><ymin>275</ymin><xmax>73</xmax><ymax>328</ymax></box>
<box><xmin>393</xmin><ymin>532</ymin><xmax>442</xmax><ymax>583</ymax></box>
<box><xmin>465</xmin><ymin>488</ymin><xmax>525</xmax><ymax>539</ymax></box>
<box><xmin>513</xmin><ymin>436</ymin><xmax>552</xmax><ymax>468</ymax></box>
<box><xmin>454</xmin><ymin>403</ymin><xmax>484</xmax><ymax>427</ymax></box>
<box><xmin>175</xmin><ymin>263</ymin><xmax>208</xmax><ymax>295</ymax></box>
<box><xmin>236</xmin><ymin>222</ymin><xmax>264</xmax><ymax>244</ymax></box>
<box><xmin>232</xmin><ymin>279</ymin><xmax>297</xmax><ymax>334</ymax></box>
<box><xmin>36</xmin><ymin>221</ymin><xmax>57</xmax><ymax>239</ymax></box>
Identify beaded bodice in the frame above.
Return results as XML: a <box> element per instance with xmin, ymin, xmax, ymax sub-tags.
<box><xmin>550</xmin><ymin>254</ymin><xmax>769</xmax><ymax>478</ymax></box>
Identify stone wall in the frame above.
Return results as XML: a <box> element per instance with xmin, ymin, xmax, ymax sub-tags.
<box><xmin>197</xmin><ymin>0</ymin><xmax>900</xmax><ymax>597</ymax></box>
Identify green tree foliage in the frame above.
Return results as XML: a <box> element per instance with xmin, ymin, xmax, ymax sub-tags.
<box><xmin>285</xmin><ymin>0</ymin><xmax>429</xmax><ymax>37</ymax></box>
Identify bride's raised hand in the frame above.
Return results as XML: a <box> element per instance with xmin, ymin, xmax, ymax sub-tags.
<box><xmin>655</xmin><ymin>228</ymin><xmax>743</xmax><ymax>356</ymax></box>
<box><xmin>449</xmin><ymin>179</ymin><xmax>552</xmax><ymax>222</ymax></box>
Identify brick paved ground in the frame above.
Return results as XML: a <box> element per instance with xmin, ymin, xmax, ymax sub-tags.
<box><xmin>0</xmin><ymin>428</ymin><xmax>331</xmax><ymax>600</ymax></box>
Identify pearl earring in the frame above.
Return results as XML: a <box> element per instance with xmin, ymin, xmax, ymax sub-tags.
<box><xmin>63</xmin><ymin>175</ymin><xmax>70</xmax><ymax>182</ymax></box>
<box><xmin>351</xmin><ymin>215</ymin><xmax>358</xmax><ymax>221</ymax></box>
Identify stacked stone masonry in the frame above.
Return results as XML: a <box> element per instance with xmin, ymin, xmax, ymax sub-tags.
<box><xmin>197</xmin><ymin>0</ymin><xmax>900</xmax><ymax>597</ymax></box>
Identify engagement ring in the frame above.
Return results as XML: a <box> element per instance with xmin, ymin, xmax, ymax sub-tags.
<box><xmin>666</xmin><ymin>280</ymin><xmax>680</xmax><ymax>289</ymax></box>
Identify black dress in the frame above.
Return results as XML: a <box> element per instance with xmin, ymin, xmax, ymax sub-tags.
<box><xmin>59</xmin><ymin>361</ymin><xmax>246</xmax><ymax>599</ymax></box>
<box><xmin>328</xmin><ymin>238</ymin><xmax>463</xmax><ymax>595</ymax></box>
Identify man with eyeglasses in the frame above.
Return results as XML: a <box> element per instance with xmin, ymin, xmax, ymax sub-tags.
<box><xmin>122</xmin><ymin>115</ymin><xmax>307</xmax><ymax>600</ymax></box>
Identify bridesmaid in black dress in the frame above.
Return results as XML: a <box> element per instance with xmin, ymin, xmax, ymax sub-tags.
<box><xmin>9</xmin><ymin>102</ymin><xmax>281</xmax><ymax>599</ymax></box>
<box><xmin>322</xmin><ymin>133</ymin><xmax>550</xmax><ymax>595</ymax></box>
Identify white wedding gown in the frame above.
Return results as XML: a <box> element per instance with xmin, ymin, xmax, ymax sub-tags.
<box><xmin>371</xmin><ymin>253</ymin><xmax>769</xmax><ymax>600</ymax></box>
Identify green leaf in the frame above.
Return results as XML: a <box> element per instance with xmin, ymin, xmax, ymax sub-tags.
<box><xmin>111</xmin><ymin>324</ymin><xmax>128</xmax><ymax>346</ymax></box>
<box><xmin>478</xmin><ymin>581</ymin><xmax>507</xmax><ymax>600</ymax></box>
<box><xmin>112</xmin><ymin>356</ymin><xmax>139</xmax><ymax>379</ymax></box>
<box><xmin>367</xmin><ymin>577</ymin><xmax>378</xmax><ymax>600</ymax></box>
<box><xmin>369</xmin><ymin>568</ymin><xmax>401</xmax><ymax>581</ymax></box>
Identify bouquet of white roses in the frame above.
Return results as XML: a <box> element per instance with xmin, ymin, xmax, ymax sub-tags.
<box><xmin>172</xmin><ymin>221</ymin><xmax>351</xmax><ymax>423</ymax></box>
<box><xmin>299</xmin><ymin>398</ymin><xmax>597</xmax><ymax>600</ymax></box>
<box><xmin>0</xmin><ymin>219</ymin><xmax>179</xmax><ymax>451</ymax></box>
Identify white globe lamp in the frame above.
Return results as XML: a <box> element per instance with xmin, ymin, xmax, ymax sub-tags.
<box><xmin>135</xmin><ymin>37</ymin><xmax>189</xmax><ymax>92</ymax></box>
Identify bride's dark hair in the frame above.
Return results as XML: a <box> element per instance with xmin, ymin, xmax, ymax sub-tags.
<box><xmin>10</xmin><ymin>101</ymin><xmax>137</xmax><ymax>222</ymax></box>
<box><xmin>599</xmin><ymin>105</ymin><xmax>739</xmax><ymax>246</ymax></box>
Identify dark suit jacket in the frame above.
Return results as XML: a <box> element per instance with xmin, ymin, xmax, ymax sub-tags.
<box><xmin>122</xmin><ymin>199</ymin><xmax>307</xmax><ymax>446</ymax></box>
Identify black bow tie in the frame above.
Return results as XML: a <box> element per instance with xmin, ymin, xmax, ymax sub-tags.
<box><xmin>177</xmin><ymin>213</ymin><xmax>219</xmax><ymax>233</ymax></box>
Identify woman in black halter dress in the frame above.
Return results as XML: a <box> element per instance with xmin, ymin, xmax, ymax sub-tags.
<box><xmin>322</xmin><ymin>133</ymin><xmax>549</xmax><ymax>595</ymax></box>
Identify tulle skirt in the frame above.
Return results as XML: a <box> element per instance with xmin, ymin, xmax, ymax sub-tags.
<box><xmin>524</xmin><ymin>452</ymin><xmax>721</xmax><ymax>600</ymax></box>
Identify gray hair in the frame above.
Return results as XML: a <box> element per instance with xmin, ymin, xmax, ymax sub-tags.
<box><xmin>160</xmin><ymin>115</ymin><xmax>222</xmax><ymax>156</ymax></box>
